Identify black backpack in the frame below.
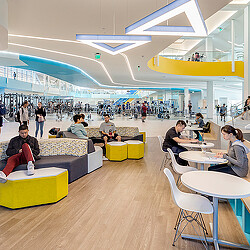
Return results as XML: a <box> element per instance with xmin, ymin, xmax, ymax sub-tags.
<box><xmin>49</xmin><ymin>127</ymin><xmax>60</xmax><ymax>135</ymax></box>
<box><xmin>203</xmin><ymin>122</ymin><xmax>210</xmax><ymax>133</ymax></box>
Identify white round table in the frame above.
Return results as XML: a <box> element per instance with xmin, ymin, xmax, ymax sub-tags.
<box><xmin>179</xmin><ymin>151</ymin><xmax>227</xmax><ymax>170</ymax></box>
<box><xmin>184</xmin><ymin>125</ymin><xmax>202</xmax><ymax>131</ymax></box>
<box><xmin>179</xmin><ymin>142</ymin><xmax>214</xmax><ymax>149</ymax></box>
<box><xmin>184</xmin><ymin>126</ymin><xmax>203</xmax><ymax>138</ymax></box>
<box><xmin>181</xmin><ymin>171</ymin><xmax>250</xmax><ymax>250</ymax></box>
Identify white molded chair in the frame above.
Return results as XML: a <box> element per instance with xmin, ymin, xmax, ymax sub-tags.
<box><xmin>167</xmin><ymin>148</ymin><xmax>197</xmax><ymax>186</ymax></box>
<box><xmin>158</xmin><ymin>135</ymin><xmax>171</xmax><ymax>170</ymax></box>
<box><xmin>164</xmin><ymin>168</ymin><xmax>213</xmax><ymax>249</ymax></box>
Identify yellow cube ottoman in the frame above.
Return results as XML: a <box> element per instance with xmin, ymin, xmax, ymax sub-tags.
<box><xmin>126</xmin><ymin>140</ymin><xmax>144</xmax><ymax>159</ymax></box>
<box><xmin>139</xmin><ymin>132</ymin><xmax>146</xmax><ymax>143</ymax></box>
<box><xmin>48</xmin><ymin>135</ymin><xmax>57</xmax><ymax>139</ymax></box>
<box><xmin>0</xmin><ymin>168</ymin><xmax>68</xmax><ymax>209</ymax></box>
<box><xmin>106</xmin><ymin>142</ymin><xmax>127</xmax><ymax>161</ymax></box>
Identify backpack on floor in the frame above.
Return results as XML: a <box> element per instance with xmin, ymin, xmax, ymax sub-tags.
<box><xmin>203</xmin><ymin>122</ymin><xmax>210</xmax><ymax>133</ymax></box>
<box><xmin>49</xmin><ymin>127</ymin><xmax>60</xmax><ymax>135</ymax></box>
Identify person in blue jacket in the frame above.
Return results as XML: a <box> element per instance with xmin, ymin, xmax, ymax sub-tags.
<box><xmin>67</xmin><ymin>114</ymin><xmax>88</xmax><ymax>139</ymax></box>
<box><xmin>193</xmin><ymin>113</ymin><xmax>205</xmax><ymax>139</ymax></box>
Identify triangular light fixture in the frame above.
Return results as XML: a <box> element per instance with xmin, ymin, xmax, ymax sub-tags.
<box><xmin>125</xmin><ymin>0</ymin><xmax>207</xmax><ymax>36</ymax></box>
<box><xmin>76</xmin><ymin>35</ymin><xmax>151</xmax><ymax>55</ymax></box>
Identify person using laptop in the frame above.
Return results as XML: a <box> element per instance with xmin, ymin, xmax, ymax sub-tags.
<box><xmin>162</xmin><ymin>120</ymin><xmax>198</xmax><ymax>166</ymax></box>
<box><xmin>209</xmin><ymin>125</ymin><xmax>249</xmax><ymax>177</ymax></box>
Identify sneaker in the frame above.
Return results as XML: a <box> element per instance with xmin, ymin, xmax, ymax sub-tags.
<box><xmin>27</xmin><ymin>161</ymin><xmax>35</xmax><ymax>175</ymax></box>
<box><xmin>102</xmin><ymin>156</ymin><xmax>108</xmax><ymax>161</ymax></box>
<box><xmin>0</xmin><ymin>171</ymin><xmax>7</xmax><ymax>183</ymax></box>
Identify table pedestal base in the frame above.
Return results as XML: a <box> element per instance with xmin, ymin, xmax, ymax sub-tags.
<box><xmin>181</xmin><ymin>234</ymin><xmax>250</xmax><ymax>249</ymax></box>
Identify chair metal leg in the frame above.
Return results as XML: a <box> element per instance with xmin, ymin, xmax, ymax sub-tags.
<box><xmin>176</xmin><ymin>175</ymin><xmax>181</xmax><ymax>187</ymax></box>
<box><xmin>172</xmin><ymin>209</ymin><xmax>210</xmax><ymax>249</ymax></box>
<box><xmin>160</xmin><ymin>153</ymin><xmax>169</xmax><ymax>171</ymax></box>
<box><xmin>199</xmin><ymin>213</ymin><xmax>208</xmax><ymax>235</ymax></box>
<box><xmin>172</xmin><ymin>209</ymin><xmax>184</xmax><ymax>246</ymax></box>
<box><xmin>174</xmin><ymin>208</ymin><xmax>182</xmax><ymax>230</ymax></box>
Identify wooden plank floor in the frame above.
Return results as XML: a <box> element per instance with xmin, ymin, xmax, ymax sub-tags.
<box><xmin>0</xmin><ymin>137</ymin><xmax>248</xmax><ymax>250</ymax></box>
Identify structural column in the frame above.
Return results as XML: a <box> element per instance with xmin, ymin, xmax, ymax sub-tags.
<box><xmin>184</xmin><ymin>87</ymin><xmax>189</xmax><ymax>115</ymax></box>
<box><xmin>244</xmin><ymin>5</ymin><xmax>250</xmax><ymax>101</ymax></box>
<box><xmin>207</xmin><ymin>81</ymin><xmax>214</xmax><ymax>119</ymax></box>
<box><xmin>205</xmin><ymin>37</ymin><xmax>213</xmax><ymax>62</ymax></box>
<box><xmin>231</xmin><ymin>19</ymin><xmax>235</xmax><ymax>72</ymax></box>
<box><xmin>0</xmin><ymin>0</ymin><xmax>8</xmax><ymax>50</ymax></box>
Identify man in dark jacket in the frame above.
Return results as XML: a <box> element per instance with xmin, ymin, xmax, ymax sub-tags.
<box><xmin>0</xmin><ymin>124</ymin><xmax>40</xmax><ymax>183</ymax></box>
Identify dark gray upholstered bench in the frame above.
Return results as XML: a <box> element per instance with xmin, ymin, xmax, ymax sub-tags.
<box><xmin>0</xmin><ymin>138</ymin><xmax>90</xmax><ymax>183</ymax></box>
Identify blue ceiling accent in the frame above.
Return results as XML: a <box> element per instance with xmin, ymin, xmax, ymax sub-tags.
<box><xmin>16</xmin><ymin>54</ymin><xmax>94</xmax><ymax>86</ymax></box>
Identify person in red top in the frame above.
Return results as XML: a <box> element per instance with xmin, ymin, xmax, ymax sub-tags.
<box><xmin>141</xmin><ymin>103</ymin><xmax>147</xmax><ymax>122</ymax></box>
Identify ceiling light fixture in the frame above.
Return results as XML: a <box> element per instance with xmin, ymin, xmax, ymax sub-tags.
<box><xmin>76</xmin><ymin>35</ymin><xmax>151</xmax><ymax>55</ymax></box>
<box><xmin>229</xmin><ymin>0</ymin><xmax>250</xmax><ymax>4</ymax></box>
<box><xmin>125</xmin><ymin>0</ymin><xmax>207</xmax><ymax>36</ymax></box>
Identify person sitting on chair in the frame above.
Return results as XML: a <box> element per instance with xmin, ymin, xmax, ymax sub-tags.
<box><xmin>0</xmin><ymin>124</ymin><xmax>40</xmax><ymax>183</ymax></box>
<box><xmin>193</xmin><ymin>113</ymin><xmax>205</xmax><ymax>139</ymax></box>
<box><xmin>100</xmin><ymin>114</ymin><xmax>121</xmax><ymax>146</ymax></box>
<box><xmin>162</xmin><ymin>120</ymin><xmax>198</xmax><ymax>166</ymax></box>
<box><xmin>209</xmin><ymin>125</ymin><xmax>249</xmax><ymax>177</ymax></box>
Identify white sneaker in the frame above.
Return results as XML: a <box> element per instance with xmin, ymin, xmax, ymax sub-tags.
<box><xmin>102</xmin><ymin>156</ymin><xmax>108</xmax><ymax>161</ymax></box>
<box><xmin>0</xmin><ymin>171</ymin><xmax>7</xmax><ymax>183</ymax></box>
<box><xmin>27</xmin><ymin>161</ymin><xmax>35</xmax><ymax>175</ymax></box>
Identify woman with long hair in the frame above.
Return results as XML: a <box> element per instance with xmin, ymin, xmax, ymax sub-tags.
<box><xmin>35</xmin><ymin>102</ymin><xmax>46</xmax><ymax>138</ymax></box>
<box><xmin>209</xmin><ymin>125</ymin><xmax>249</xmax><ymax>177</ymax></box>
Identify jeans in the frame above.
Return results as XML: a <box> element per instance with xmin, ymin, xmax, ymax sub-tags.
<box><xmin>163</xmin><ymin>145</ymin><xmax>188</xmax><ymax>166</ymax></box>
<box><xmin>208</xmin><ymin>163</ymin><xmax>239</xmax><ymax>176</ymax></box>
<box><xmin>35</xmin><ymin>121</ymin><xmax>44</xmax><ymax>138</ymax></box>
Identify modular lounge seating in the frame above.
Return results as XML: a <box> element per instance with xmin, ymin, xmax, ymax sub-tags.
<box><xmin>60</xmin><ymin>131</ymin><xmax>103</xmax><ymax>173</ymax></box>
<box><xmin>0</xmin><ymin>138</ymin><xmax>99</xmax><ymax>183</ymax></box>
<box><xmin>84</xmin><ymin>127</ymin><xmax>143</xmax><ymax>143</ymax></box>
<box><xmin>0</xmin><ymin>168</ymin><xmax>68</xmax><ymax>209</ymax></box>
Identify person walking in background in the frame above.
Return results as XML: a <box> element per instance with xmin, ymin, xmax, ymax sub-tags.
<box><xmin>141</xmin><ymin>103</ymin><xmax>147</xmax><ymax>122</ymax></box>
<box><xmin>241</xmin><ymin>96</ymin><xmax>250</xmax><ymax>120</ymax></box>
<box><xmin>35</xmin><ymin>102</ymin><xmax>46</xmax><ymax>138</ymax></box>
<box><xmin>188</xmin><ymin>102</ymin><xmax>192</xmax><ymax>116</ymax></box>
<box><xmin>220</xmin><ymin>104</ymin><xmax>227</xmax><ymax>122</ymax></box>
<box><xmin>19</xmin><ymin>101</ymin><xmax>29</xmax><ymax>126</ymax></box>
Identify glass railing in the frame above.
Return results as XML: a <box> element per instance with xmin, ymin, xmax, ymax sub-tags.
<box><xmin>159</xmin><ymin>48</ymin><xmax>244</xmax><ymax>62</ymax></box>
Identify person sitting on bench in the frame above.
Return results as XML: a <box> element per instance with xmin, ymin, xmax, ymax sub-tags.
<box><xmin>0</xmin><ymin>124</ymin><xmax>40</xmax><ymax>183</ymax></box>
<box><xmin>67</xmin><ymin>114</ymin><xmax>88</xmax><ymax>139</ymax></box>
<box><xmin>100</xmin><ymin>114</ymin><xmax>121</xmax><ymax>146</ymax></box>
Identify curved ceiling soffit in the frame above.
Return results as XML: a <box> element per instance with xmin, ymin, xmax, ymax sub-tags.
<box><xmin>9</xmin><ymin>39</ymin><xmax>207</xmax><ymax>89</ymax></box>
